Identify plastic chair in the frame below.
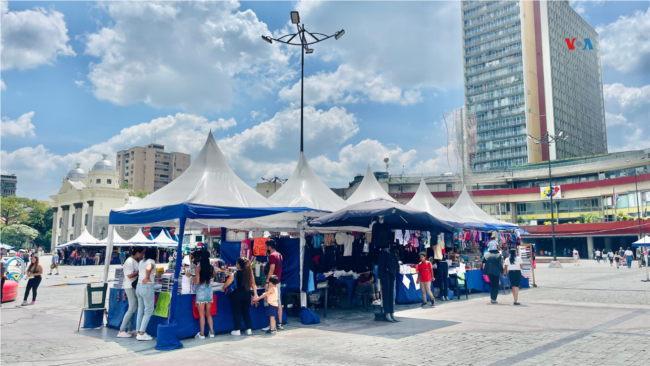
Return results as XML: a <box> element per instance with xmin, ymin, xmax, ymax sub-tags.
<box><xmin>77</xmin><ymin>283</ymin><xmax>108</xmax><ymax>331</ymax></box>
<box><xmin>453</xmin><ymin>273</ymin><xmax>469</xmax><ymax>300</ymax></box>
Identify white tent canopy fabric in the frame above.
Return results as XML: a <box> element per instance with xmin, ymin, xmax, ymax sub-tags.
<box><xmin>450</xmin><ymin>187</ymin><xmax>518</xmax><ymax>228</ymax></box>
<box><xmin>152</xmin><ymin>230</ymin><xmax>179</xmax><ymax>247</ymax></box>
<box><xmin>99</xmin><ymin>228</ymin><xmax>130</xmax><ymax>246</ymax></box>
<box><xmin>632</xmin><ymin>236</ymin><xmax>650</xmax><ymax>245</ymax></box>
<box><xmin>346</xmin><ymin>166</ymin><xmax>396</xmax><ymax>205</ymax></box>
<box><xmin>407</xmin><ymin>179</ymin><xmax>486</xmax><ymax>228</ymax></box>
<box><xmin>55</xmin><ymin>228</ymin><xmax>102</xmax><ymax>248</ymax></box>
<box><xmin>127</xmin><ymin>229</ymin><xmax>155</xmax><ymax>245</ymax></box>
<box><xmin>270</xmin><ymin>153</ymin><xmax>348</xmax><ymax>212</ymax></box>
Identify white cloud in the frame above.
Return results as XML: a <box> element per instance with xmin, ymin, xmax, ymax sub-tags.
<box><xmin>597</xmin><ymin>6</ymin><xmax>650</xmax><ymax>74</ymax></box>
<box><xmin>279</xmin><ymin>64</ymin><xmax>422</xmax><ymax>107</ymax></box>
<box><xmin>74</xmin><ymin>80</ymin><xmax>85</xmax><ymax>87</ymax></box>
<box><xmin>294</xmin><ymin>1</ymin><xmax>462</xmax><ymax>90</ymax></box>
<box><xmin>603</xmin><ymin>83</ymin><xmax>650</xmax><ymax>151</ymax></box>
<box><xmin>83</xmin><ymin>1</ymin><xmax>292</xmax><ymax>112</ymax></box>
<box><xmin>1</xmin><ymin>3</ymin><xmax>75</xmax><ymax>70</ymax></box>
<box><xmin>1</xmin><ymin>111</ymin><xmax>36</xmax><ymax>138</ymax></box>
<box><xmin>1</xmin><ymin>79</ymin><xmax>5</xmax><ymax>90</ymax></box>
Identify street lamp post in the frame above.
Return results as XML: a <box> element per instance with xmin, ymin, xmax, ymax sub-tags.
<box><xmin>528</xmin><ymin>132</ymin><xmax>568</xmax><ymax>263</ymax></box>
<box><xmin>262</xmin><ymin>11</ymin><xmax>344</xmax><ymax>153</ymax></box>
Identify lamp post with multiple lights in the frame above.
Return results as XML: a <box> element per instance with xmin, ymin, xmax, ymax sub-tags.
<box><xmin>262</xmin><ymin>11</ymin><xmax>344</xmax><ymax>153</ymax></box>
<box><xmin>528</xmin><ymin>131</ymin><xmax>569</xmax><ymax>262</ymax></box>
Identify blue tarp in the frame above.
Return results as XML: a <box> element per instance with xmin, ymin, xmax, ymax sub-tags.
<box><xmin>110</xmin><ymin>203</ymin><xmax>312</xmax><ymax>225</ymax></box>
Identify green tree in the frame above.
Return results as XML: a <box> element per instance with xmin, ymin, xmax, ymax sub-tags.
<box><xmin>577</xmin><ymin>213</ymin><xmax>601</xmax><ymax>224</ymax></box>
<box><xmin>516</xmin><ymin>217</ymin><xmax>527</xmax><ymax>225</ymax></box>
<box><xmin>0</xmin><ymin>196</ymin><xmax>35</xmax><ymax>224</ymax></box>
<box><xmin>131</xmin><ymin>190</ymin><xmax>151</xmax><ymax>198</ymax></box>
<box><xmin>120</xmin><ymin>182</ymin><xmax>131</xmax><ymax>189</ymax></box>
<box><xmin>1</xmin><ymin>224</ymin><xmax>38</xmax><ymax>249</ymax></box>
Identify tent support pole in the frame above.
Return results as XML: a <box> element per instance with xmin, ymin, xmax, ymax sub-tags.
<box><xmin>169</xmin><ymin>218</ymin><xmax>187</xmax><ymax>323</ymax></box>
<box><xmin>102</xmin><ymin>225</ymin><xmax>115</xmax><ymax>283</ymax></box>
<box><xmin>299</xmin><ymin>228</ymin><xmax>307</xmax><ymax>308</ymax></box>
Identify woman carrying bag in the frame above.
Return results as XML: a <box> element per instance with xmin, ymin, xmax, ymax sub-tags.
<box><xmin>187</xmin><ymin>251</ymin><xmax>217</xmax><ymax>339</ymax></box>
<box><xmin>223</xmin><ymin>257</ymin><xmax>257</xmax><ymax>336</ymax></box>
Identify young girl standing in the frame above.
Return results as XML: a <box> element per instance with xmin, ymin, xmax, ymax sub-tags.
<box><xmin>22</xmin><ymin>256</ymin><xmax>43</xmax><ymax>306</ymax></box>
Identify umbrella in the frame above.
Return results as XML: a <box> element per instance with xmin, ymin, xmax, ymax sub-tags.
<box><xmin>309</xmin><ymin>198</ymin><xmax>455</xmax><ymax>232</ymax></box>
<box><xmin>1</xmin><ymin>243</ymin><xmax>15</xmax><ymax>250</ymax></box>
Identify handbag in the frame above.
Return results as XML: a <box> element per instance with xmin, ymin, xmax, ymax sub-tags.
<box><xmin>482</xmin><ymin>274</ymin><xmax>490</xmax><ymax>283</ymax></box>
<box><xmin>224</xmin><ymin>272</ymin><xmax>237</xmax><ymax>297</ymax></box>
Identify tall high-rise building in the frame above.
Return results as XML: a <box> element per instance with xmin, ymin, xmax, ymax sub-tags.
<box><xmin>116</xmin><ymin>144</ymin><xmax>191</xmax><ymax>192</ymax></box>
<box><xmin>462</xmin><ymin>0</ymin><xmax>607</xmax><ymax>172</ymax></box>
<box><xmin>1</xmin><ymin>174</ymin><xmax>17</xmax><ymax>197</ymax></box>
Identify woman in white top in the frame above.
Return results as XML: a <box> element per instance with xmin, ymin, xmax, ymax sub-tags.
<box><xmin>135</xmin><ymin>247</ymin><xmax>157</xmax><ymax>341</ymax></box>
<box><xmin>573</xmin><ymin>248</ymin><xmax>580</xmax><ymax>266</ymax></box>
<box><xmin>624</xmin><ymin>247</ymin><xmax>634</xmax><ymax>268</ymax></box>
<box><xmin>503</xmin><ymin>249</ymin><xmax>524</xmax><ymax>305</ymax></box>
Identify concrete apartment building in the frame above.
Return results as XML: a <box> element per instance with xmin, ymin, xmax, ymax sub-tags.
<box><xmin>462</xmin><ymin>0</ymin><xmax>607</xmax><ymax>172</ymax></box>
<box><xmin>116</xmin><ymin>144</ymin><xmax>191</xmax><ymax>192</ymax></box>
<box><xmin>1</xmin><ymin>174</ymin><xmax>17</xmax><ymax>197</ymax></box>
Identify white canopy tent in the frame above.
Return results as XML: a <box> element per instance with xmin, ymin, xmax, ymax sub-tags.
<box><xmin>406</xmin><ymin>179</ymin><xmax>491</xmax><ymax>229</ymax></box>
<box><xmin>127</xmin><ymin>229</ymin><xmax>156</xmax><ymax>246</ymax></box>
<box><xmin>346</xmin><ymin>166</ymin><xmax>396</xmax><ymax>205</ymax></box>
<box><xmin>152</xmin><ymin>230</ymin><xmax>180</xmax><ymax>248</ymax></box>
<box><xmin>55</xmin><ymin>228</ymin><xmax>102</xmax><ymax>248</ymax></box>
<box><xmin>450</xmin><ymin>186</ymin><xmax>519</xmax><ymax>229</ymax></box>
<box><xmin>632</xmin><ymin>236</ymin><xmax>650</xmax><ymax>245</ymax></box>
<box><xmin>99</xmin><ymin>228</ymin><xmax>130</xmax><ymax>246</ymax></box>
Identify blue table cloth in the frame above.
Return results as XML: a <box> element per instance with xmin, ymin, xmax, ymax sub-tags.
<box><xmin>464</xmin><ymin>269</ymin><xmax>529</xmax><ymax>292</ymax></box>
<box><xmin>107</xmin><ymin>288</ymin><xmax>286</xmax><ymax>338</ymax></box>
<box><xmin>396</xmin><ymin>274</ymin><xmax>433</xmax><ymax>304</ymax></box>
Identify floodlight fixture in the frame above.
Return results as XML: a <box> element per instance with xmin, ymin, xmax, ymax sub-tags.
<box><xmin>335</xmin><ymin>29</ymin><xmax>345</xmax><ymax>40</ymax></box>
<box><xmin>262</xmin><ymin>35</ymin><xmax>273</xmax><ymax>44</ymax></box>
<box><xmin>305</xmin><ymin>48</ymin><xmax>314</xmax><ymax>54</ymax></box>
<box><xmin>291</xmin><ymin>11</ymin><xmax>300</xmax><ymax>24</ymax></box>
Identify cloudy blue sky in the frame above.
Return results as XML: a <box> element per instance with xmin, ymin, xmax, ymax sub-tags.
<box><xmin>2</xmin><ymin>1</ymin><xmax>649</xmax><ymax>200</ymax></box>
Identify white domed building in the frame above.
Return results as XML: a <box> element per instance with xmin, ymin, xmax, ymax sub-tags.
<box><xmin>49</xmin><ymin>155</ymin><xmax>133</xmax><ymax>251</ymax></box>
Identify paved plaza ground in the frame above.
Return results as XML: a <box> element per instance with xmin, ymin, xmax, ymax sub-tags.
<box><xmin>2</xmin><ymin>258</ymin><xmax>649</xmax><ymax>365</ymax></box>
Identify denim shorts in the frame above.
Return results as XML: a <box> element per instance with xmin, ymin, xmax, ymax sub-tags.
<box><xmin>195</xmin><ymin>284</ymin><xmax>213</xmax><ymax>304</ymax></box>
<box><xmin>266</xmin><ymin>304</ymin><xmax>278</xmax><ymax>317</ymax></box>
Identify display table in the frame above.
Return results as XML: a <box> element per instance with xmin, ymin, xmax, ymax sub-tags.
<box><xmin>107</xmin><ymin>288</ymin><xmax>286</xmax><ymax>338</ymax></box>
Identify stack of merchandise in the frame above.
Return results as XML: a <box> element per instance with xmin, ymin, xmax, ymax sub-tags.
<box><xmin>160</xmin><ymin>273</ymin><xmax>173</xmax><ymax>293</ymax></box>
<box><xmin>113</xmin><ymin>268</ymin><xmax>125</xmax><ymax>289</ymax></box>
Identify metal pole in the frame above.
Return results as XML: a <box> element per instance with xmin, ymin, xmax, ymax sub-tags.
<box><xmin>300</xmin><ymin>30</ymin><xmax>305</xmax><ymax>153</ymax></box>
<box><xmin>635</xmin><ymin>172</ymin><xmax>642</xmax><ymax>238</ymax></box>
<box><xmin>547</xmin><ymin>136</ymin><xmax>557</xmax><ymax>262</ymax></box>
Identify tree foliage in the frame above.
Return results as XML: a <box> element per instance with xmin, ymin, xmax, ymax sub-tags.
<box><xmin>0</xmin><ymin>197</ymin><xmax>52</xmax><ymax>249</ymax></box>
<box><xmin>131</xmin><ymin>190</ymin><xmax>151</xmax><ymax>198</ymax></box>
<box><xmin>1</xmin><ymin>224</ymin><xmax>39</xmax><ymax>249</ymax></box>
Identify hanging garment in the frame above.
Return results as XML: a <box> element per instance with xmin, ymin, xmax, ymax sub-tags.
<box><xmin>395</xmin><ymin>230</ymin><xmax>404</xmax><ymax>245</ymax></box>
<box><xmin>240</xmin><ymin>238</ymin><xmax>252</xmax><ymax>259</ymax></box>
<box><xmin>252</xmin><ymin>238</ymin><xmax>269</xmax><ymax>257</ymax></box>
<box><xmin>372</xmin><ymin>222</ymin><xmax>392</xmax><ymax>249</ymax></box>
<box><xmin>335</xmin><ymin>232</ymin><xmax>348</xmax><ymax>246</ymax></box>
<box><xmin>323</xmin><ymin>234</ymin><xmax>336</xmax><ymax>246</ymax></box>
<box><xmin>404</xmin><ymin>230</ymin><xmax>412</xmax><ymax>244</ymax></box>
<box><xmin>343</xmin><ymin>235</ymin><xmax>354</xmax><ymax>257</ymax></box>
<box><xmin>365</xmin><ymin>232</ymin><xmax>372</xmax><ymax>244</ymax></box>
<box><xmin>313</xmin><ymin>234</ymin><xmax>324</xmax><ymax>249</ymax></box>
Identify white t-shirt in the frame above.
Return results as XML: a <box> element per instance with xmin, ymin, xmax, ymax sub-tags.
<box><xmin>624</xmin><ymin>250</ymin><xmax>633</xmax><ymax>257</ymax></box>
<box><xmin>138</xmin><ymin>259</ymin><xmax>156</xmax><ymax>284</ymax></box>
<box><xmin>595</xmin><ymin>251</ymin><xmax>601</xmax><ymax>256</ymax></box>
<box><xmin>573</xmin><ymin>250</ymin><xmax>579</xmax><ymax>259</ymax></box>
<box><xmin>122</xmin><ymin>257</ymin><xmax>139</xmax><ymax>289</ymax></box>
<box><xmin>343</xmin><ymin>235</ymin><xmax>354</xmax><ymax>256</ymax></box>
<box><xmin>608</xmin><ymin>252</ymin><xmax>614</xmax><ymax>258</ymax></box>
<box><xmin>504</xmin><ymin>256</ymin><xmax>523</xmax><ymax>271</ymax></box>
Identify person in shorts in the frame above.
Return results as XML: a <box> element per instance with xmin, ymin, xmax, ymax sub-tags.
<box><xmin>608</xmin><ymin>250</ymin><xmax>614</xmax><ymax>266</ymax></box>
<box><xmin>256</xmin><ymin>275</ymin><xmax>279</xmax><ymax>335</ymax></box>
<box><xmin>263</xmin><ymin>240</ymin><xmax>283</xmax><ymax>331</ymax></box>
<box><xmin>48</xmin><ymin>251</ymin><xmax>60</xmax><ymax>275</ymax></box>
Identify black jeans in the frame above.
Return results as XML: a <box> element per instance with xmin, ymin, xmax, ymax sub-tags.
<box><xmin>24</xmin><ymin>276</ymin><xmax>42</xmax><ymax>301</ymax></box>
<box><xmin>438</xmin><ymin>261</ymin><xmax>449</xmax><ymax>297</ymax></box>
<box><xmin>380</xmin><ymin>272</ymin><xmax>396</xmax><ymax>314</ymax></box>
<box><xmin>229</xmin><ymin>290</ymin><xmax>252</xmax><ymax>331</ymax></box>
<box><xmin>488</xmin><ymin>274</ymin><xmax>500</xmax><ymax>301</ymax></box>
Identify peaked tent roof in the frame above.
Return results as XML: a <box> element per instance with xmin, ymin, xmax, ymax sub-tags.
<box><xmin>55</xmin><ymin>228</ymin><xmax>102</xmax><ymax>248</ymax></box>
<box><xmin>110</xmin><ymin>132</ymin><xmax>310</xmax><ymax>226</ymax></box>
<box><xmin>406</xmin><ymin>179</ymin><xmax>492</xmax><ymax>230</ymax></box>
<box><xmin>450</xmin><ymin>187</ymin><xmax>518</xmax><ymax>229</ymax></box>
<box><xmin>152</xmin><ymin>230</ymin><xmax>179</xmax><ymax>247</ymax></box>
<box><xmin>632</xmin><ymin>236</ymin><xmax>650</xmax><ymax>246</ymax></box>
<box><xmin>99</xmin><ymin>228</ymin><xmax>130</xmax><ymax>246</ymax></box>
<box><xmin>127</xmin><ymin>229</ymin><xmax>155</xmax><ymax>245</ymax></box>
<box><xmin>270</xmin><ymin>153</ymin><xmax>348</xmax><ymax>212</ymax></box>
<box><xmin>346</xmin><ymin>166</ymin><xmax>396</xmax><ymax>205</ymax></box>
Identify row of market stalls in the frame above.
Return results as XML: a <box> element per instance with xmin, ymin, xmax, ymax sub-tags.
<box><xmin>102</xmin><ymin>132</ymin><xmax>525</xmax><ymax>350</ymax></box>
<box><xmin>55</xmin><ymin>228</ymin><xmax>179</xmax><ymax>248</ymax></box>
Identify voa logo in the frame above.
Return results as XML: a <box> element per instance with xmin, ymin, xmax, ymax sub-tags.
<box><xmin>565</xmin><ymin>38</ymin><xmax>593</xmax><ymax>50</ymax></box>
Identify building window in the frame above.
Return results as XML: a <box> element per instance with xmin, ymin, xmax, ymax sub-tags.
<box><xmin>70</xmin><ymin>234</ymin><xmax>74</xmax><ymax>240</ymax></box>
<box><xmin>177</xmin><ymin>169</ymin><xmax>182</xmax><ymax>172</ymax></box>
<box><xmin>59</xmin><ymin>218</ymin><xmax>62</xmax><ymax>228</ymax></box>
<box><xmin>107</xmin><ymin>179</ymin><xmax>112</xmax><ymax>184</ymax></box>
<box><xmin>58</xmin><ymin>236</ymin><xmax>61</xmax><ymax>244</ymax></box>
<box><xmin>85</xmin><ymin>214</ymin><xmax>88</xmax><ymax>226</ymax></box>
<box><xmin>71</xmin><ymin>214</ymin><xmax>75</xmax><ymax>227</ymax></box>
<box><xmin>96</xmin><ymin>179</ymin><xmax>101</xmax><ymax>184</ymax></box>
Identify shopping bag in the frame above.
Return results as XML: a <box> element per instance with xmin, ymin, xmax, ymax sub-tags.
<box><xmin>192</xmin><ymin>295</ymin><xmax>217</xmax><ymax>319</ymax></box>
<box><xmin>482</xmin><ymin>274</ymin><xmax>490</xmax><ymax>283</ymax></box>
<box><xmin>153</xmin><ymin>292</ymin><xmax>171</xmax><ymax>318</ymax></box>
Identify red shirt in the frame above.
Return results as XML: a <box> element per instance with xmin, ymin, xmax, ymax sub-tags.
<box><xmin>416</xmin><ymin>261</ymin><xmax>432</xmax><ymax>282</ymax></box>
<box><xmin>269</xmin><ymin>251</ymin><xmax>283</xmax><ymax>283</ymax></box>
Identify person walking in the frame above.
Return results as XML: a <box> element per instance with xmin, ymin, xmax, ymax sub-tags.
<box><xmin>119</xmin><ymin>250</ymin><xmax>126</xmax><ymax>265</ymax></box>
<box><xmin>614</xmin><ymin>251</ymin><xmax>622</xmax><ymax>269</ymax></box>
<box><xmin>262</xmin><ymin>240</ymin><xmax>284</xmax><ymax>331</ymax></box>
<box><xmin>482</xmin><ymin>240</ymin><xmax>503</xmax><ymax>304</ymax></box>
<box><xmin>117</xmin><ymin>247</ymin><xmax>144</xmax><ymax>338</ymax></box>
<box><xmin>624</xmin><ymin>247</ymin><xmax>634</xmax><ymax>269</ymax></box>
<box><xmin>607</xmin><ymin>250</ymin><xmax>614</xmax><ymax>266</ymax></box>
<box><xmin>135</xmin><ymin>247</ymin><xmax>157</xmax><ymax>341</ymax></box>
<box><xmin>95</xmin><ymin>250</ymin><xmax>101</xmax><ymax>265</ymax></box>
<box><xmin>224</xmin><ymin>257</ymin><xmax>256</xmax><ymax>336</ymax></box>
<box><xmin>48</xmin><ymin>251</ymin><xmax>60</xmax><ymax>275</ymax></box>
<box><xmin>22</xmin><ymin>256</ymin><xmax>43</xmax><ymax>306</ymax></box>
<box><xmin>572</xmin><ymin>248</ymin><xmax>580</xmax><ymax>266</ymax></box>
<box><xmin>415</xmin><ymin>252</ymin><xmax>435</xmax><ymax>308</ymax></box>
<box><xmin>503</xmin><ymin>249</ymin><xmax>523</xmax><ymax>305</ymax></box>
<box><xmin>38</xmin><ymin>247</ymin><xmax>44</xmax><ymax>258</ymax></box>
<box><xmin>637</xmin><ymin>246</ymin><xmax>645</xmax><ymax>268</ymax></box>
<box><xmin>188</xmin><ymin>251</ymin><xmax>217</xmax><ymax>339</ymax></box>
<box><xmin>595</xmin><ymin>249</ymin><xmax>601</xmax><ymax>263</ymax></box>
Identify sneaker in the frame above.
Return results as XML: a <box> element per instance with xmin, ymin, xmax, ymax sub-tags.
<box><xmin>209</xmin><ymin>332</ymin><xmax>215</xmax><ymax>338</ymax></box>
<box><xmin>277</xmin><ymin>324</ymin><xmax>284</xmax><ymax>331</ymax></box>
<box><xmin>421</xmin><ymin>302</ymin><xmax>428</xmax><ymax>308</ymax></box>
<box><xmin>265</xmin><ymin>329</ymin><xmax>277</xmax><ymax>335</ymax></box>
<box><xmin>21</xmin><ymin>300</ymin><xmax>28</xmax><ymax>306</ymax></box>
<box><xmin>117</xmin><ymin>331</ymin><xmax>132</xmax><ymax>338</ymax></box>
<box><xmin>490</xmin><ymin>300</ymin><xmax>498</xmax><ymax>304</ymax></box>
<box><xmin>246</xmin><ymin>329</ymin><xmax>252</xmax><ymax>335</ymax></box>
<box><xmin>261</xmin><ymin>326</ymin><xmax>270</xmax><ymax>331</ymax></box>
<box><xmin>514</xmin><ymin>302</ymin><xmax>521</xmax><ymax>306</ymax></box>
<box><xmin>136</xmin><ymin>333</ymin><xmax>153</xmax><ymax>341</ymax></box>
<box><xmin>231</xmin><ymin>330</ymin><xmax>241</xmax><ymax>336</ymax></box>
<box><xmin>372</xmin><ymin>299</ymin><xmax>381</xmax><ymax>306</ymax></box>
<box><xmin>30</xmin><ymin>301</ymin><xmax>35</xmax><ymax>305</ymax></box>
<box><xmin>127</xmin><ymin>330</ymin><xmax>138</xmax><ymax>335</ymax></box>
<box><xmin>195</xmin><ymin>332</ymin><xmax>205</xmax><ymax>339</ymax></box>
